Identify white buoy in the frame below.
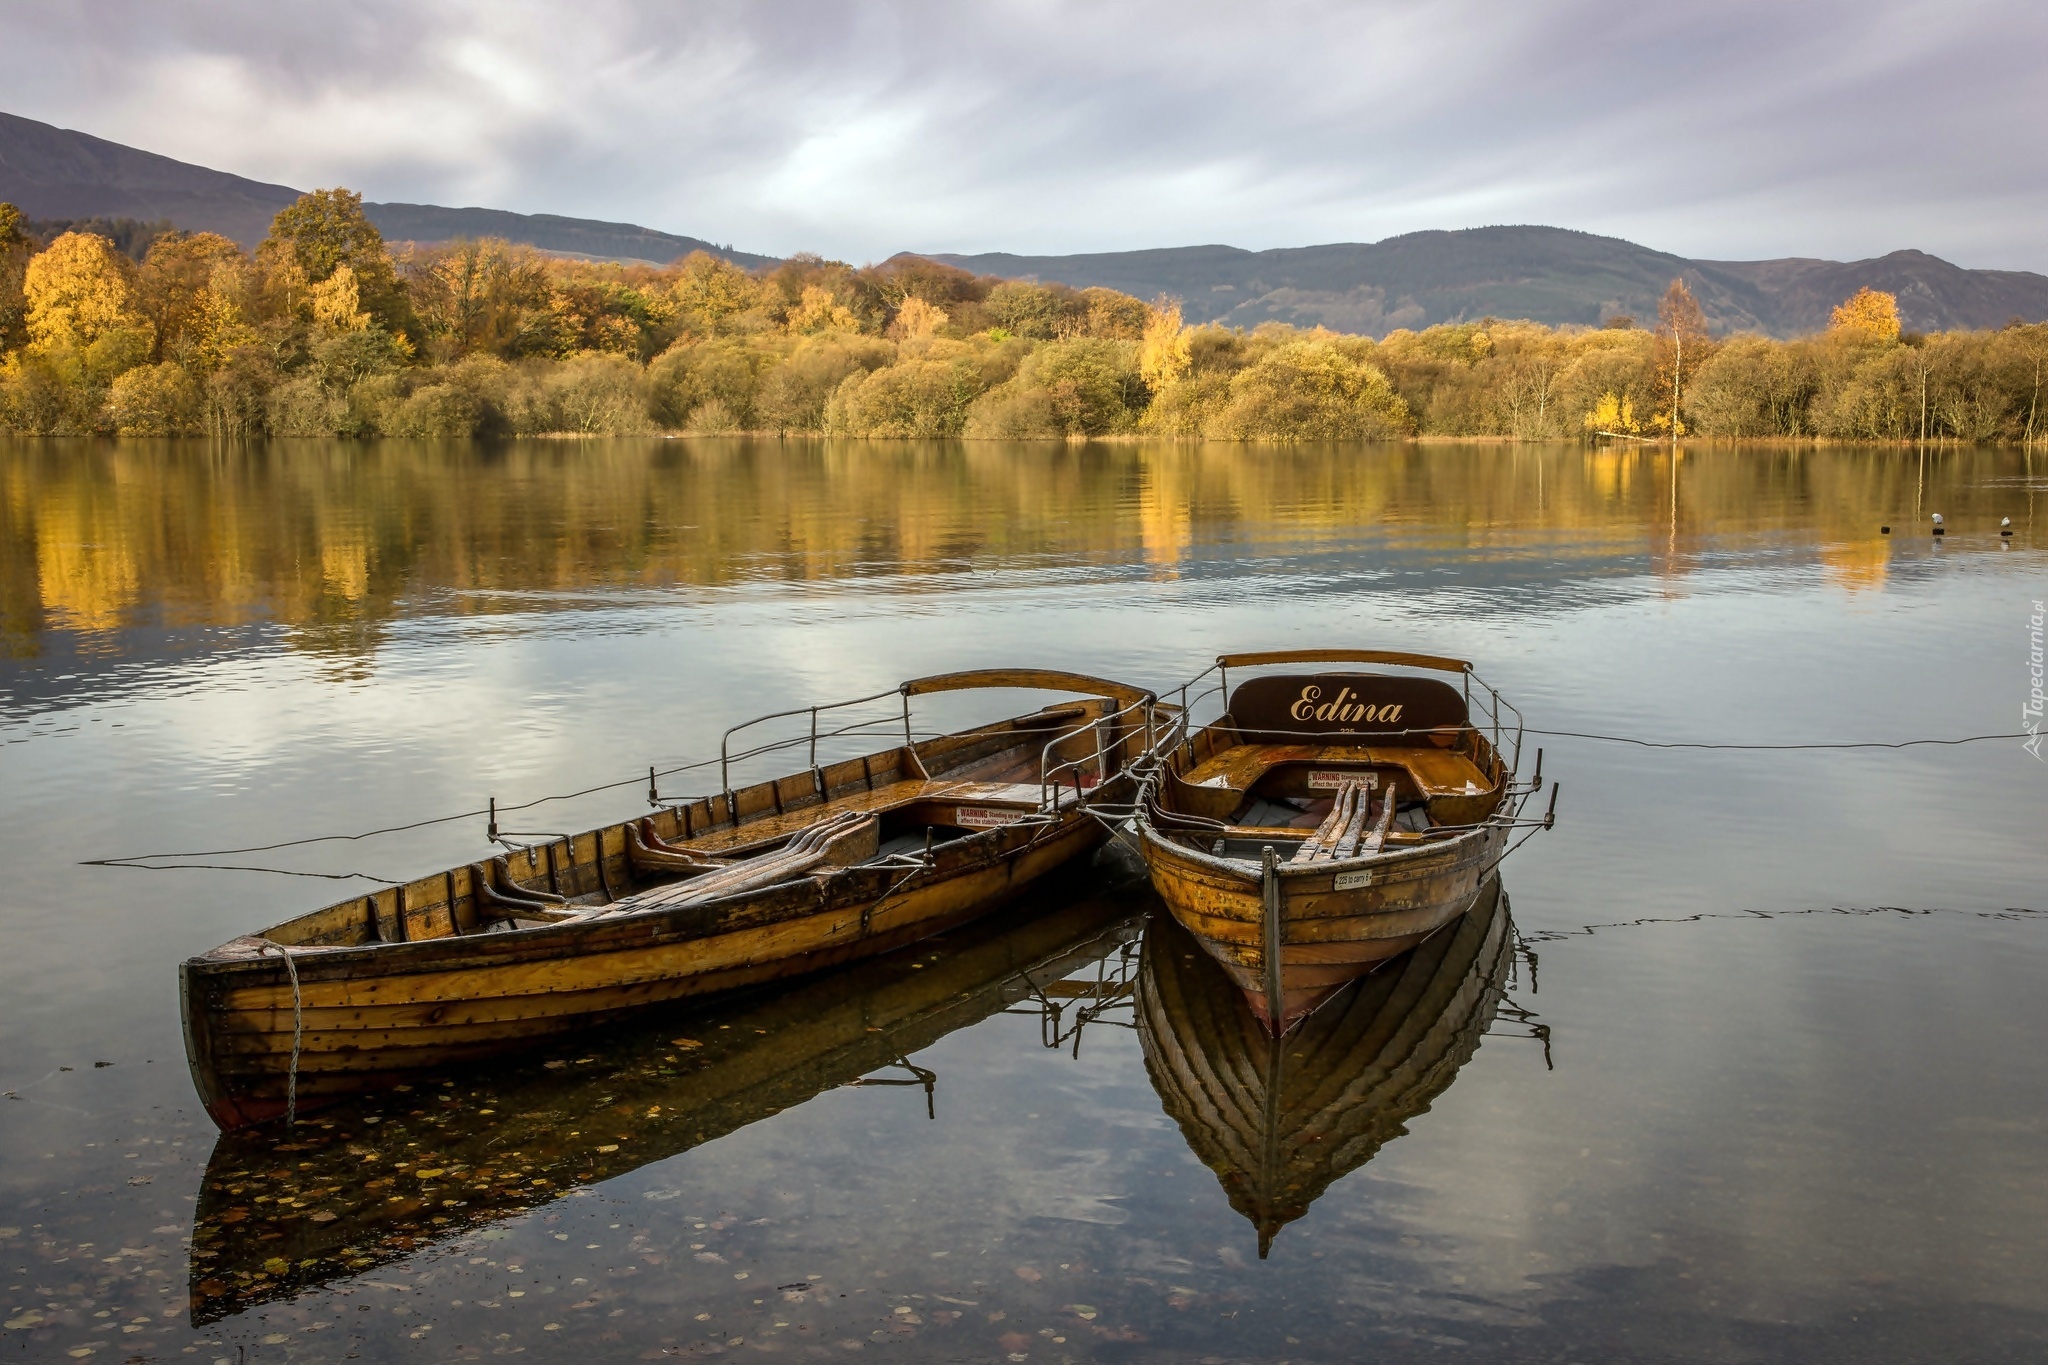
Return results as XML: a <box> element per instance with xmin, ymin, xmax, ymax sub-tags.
<box><xmin>2002</xmin><ymin>517</ymin><xmax>2014</xmax><ymax>537</ymax></box>
<box><xmin>1932</xmin><ymin>512</ymin><xmax>1945</xmax><ymax>537</ymax></box>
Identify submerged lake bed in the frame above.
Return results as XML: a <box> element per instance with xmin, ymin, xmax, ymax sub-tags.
<box><xmin>1</xmin><ymin>437</ymin><xmax>2044</xmax><ymax>1363</ymax></box>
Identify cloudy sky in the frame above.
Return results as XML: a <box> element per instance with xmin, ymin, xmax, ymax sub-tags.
<box><xmin>4</xmin><ymin>0</ymin><xmax>2044</xmax><ymax>267</ymax></box>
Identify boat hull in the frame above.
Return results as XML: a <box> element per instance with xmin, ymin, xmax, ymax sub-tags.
<box><xmin>183</xmin><ymin>810</ymin><xmax>1105</xmax><ymax>1129</ymax></box>
<box><xmin>1136</xmin><ymin>819</ymin><xmax>1508</xmax><ymax>1031</ymax></box>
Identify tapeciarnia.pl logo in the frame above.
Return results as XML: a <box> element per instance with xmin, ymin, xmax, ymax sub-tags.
<box><xmin>2026</xmin><ymin>599</ymin><xmax>2045</xmax><ymax>760</ymax></box>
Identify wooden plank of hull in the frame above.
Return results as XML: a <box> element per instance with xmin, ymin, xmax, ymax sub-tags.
<box><xmin>1137</xmin><ymin>877</ymin><xmax>1509</xmax><ymax>1256</ymax></box>
<box><xmin>188</xmin><ymin>893</ymin><xmax>1147</xmax><ymax>1323</ymax></box>
<box><xmin>186</xmin><ymin>811</ymin><xmax>1104</xmax><ymax>1128</ymax></box>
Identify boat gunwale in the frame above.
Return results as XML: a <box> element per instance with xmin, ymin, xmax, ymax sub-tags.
<box><xmin>184</xmin><ymin>811</ymin><xmax>1091</xmax><ymax>979</ymax></box>
<box><xmin>1135</xmin><ymin>807</ymin><xmax>1504</xmax><ymax>878</ymax></box>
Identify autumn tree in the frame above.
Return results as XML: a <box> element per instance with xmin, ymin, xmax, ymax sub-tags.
<box><xmin>787</xmin><ymin>283</ymin><xmax>860</xmax><ymax>335</ymax></box>
<box><xmin>1137</xmin><ymin>301</ymin><xmax>1192</xmax><ymax>391</ymax></box>
<box><xmin>136</xmin><ymin>231</ymin><xmax>246</xmax><ymax>363</ymax></box>
<box><xmin>668</xmin><ymin>251</ymin><xmax>760</xmax><ymax>338</ymax></box>
<box><xmin>984</xmin><ymin>280</ymin><xmax>1086</xmax><ymax>340</ymax></box>
<box><xmin>22</xmin><ymin>230</ymin><xmax>154</xmax><ymax>381</ymax></box>
<box><xmin>889</xmin><ymin>295</ymin><xmax>947</xmax><ymax>341</ymax></box>
<box><xmin>401</xmin><ymin>238</ymin><xmax>558</xmax><ymax>359</ymax></box>
<box><xmin>1652</xmin><ymin>277</ymin><xmax>1712</xmax><ymax>436</ymax></box>
<box><xmin>260</xmin><ymin>189</ymin><xmax>410</xmax><ymax>336</ymax></box>
<box><xmin>1213</xmin><ymin>337</ymin><xmax>1412</xmax><ymax>440</ymax></box>
<box><xmin>1828</xmin><ymin>287</ymin><xmax>1901</xmax><ymax>344</ymax></box>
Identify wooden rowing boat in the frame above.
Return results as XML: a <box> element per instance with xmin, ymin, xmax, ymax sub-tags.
<box><xmin>1137</xmin><ymin>874</ymin><xmax>1512</xmax><ymax>1257</ymax></box>
<box><xmin>1134</xmin><ymin>649</ymin><xmax>1550</xmax><ymax>1032</ymax></box>
<box><xmin>186</xmin><ymin>887</ymin><xmax>1146</xmax><ymax>1323</ymax></box>
<box><xmin>182</xmin><ymin>668</ymin><xmax>1157</xmax><ymax>1130</ymax></box>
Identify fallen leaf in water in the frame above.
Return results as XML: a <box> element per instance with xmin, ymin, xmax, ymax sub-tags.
<box><xmin>999</xmin><ymin>1332</ymin><xmax>1031</xmax><ymax>1353</ymax></box>
<box><xmin>1013</xmin><ymin>1266</ymin><xmax>1042</xmax><ymax>1283</ymax></box>
<box><xmin>309</xmin><ymin>1211</ymin><xmax>338</xmax><ymax>1224</ymax></box>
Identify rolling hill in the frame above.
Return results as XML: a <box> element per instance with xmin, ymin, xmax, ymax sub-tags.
<box><xmin>929</xmin><ymin>228</ymin><xmax>2048</xmax><ymax>338</ymax></box>
<box><xmin>5</xmin><ymin>108</ymin><xmax>2044</xmax><ymax>337</ymax></box>
<box><xmin>0</xmin><ymin>110</ymin><xmax>772</xmax><ymax>267</ymax></box>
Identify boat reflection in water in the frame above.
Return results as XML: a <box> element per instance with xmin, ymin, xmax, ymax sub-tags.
<box><xmin>1138</xmin><ymin>875</ymin><xmax>1515</xmax><ymax>1258</ymax></box>
<box><xmin>187</xmin><ymin>884</ymin><xmax>1146</xmax><ymax>1324</ymax></box>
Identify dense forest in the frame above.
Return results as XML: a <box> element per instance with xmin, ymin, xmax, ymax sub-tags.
<box><xmin>2</xmin><ymin>189</ymin><xmax>2044</xmax><ymax>443</ymax></box>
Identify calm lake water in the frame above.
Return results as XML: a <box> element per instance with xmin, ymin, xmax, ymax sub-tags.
<box><xmin>1</xmin><ymin>437</ymin><xmax>2044</xmax><ymax>1364</ymax></box>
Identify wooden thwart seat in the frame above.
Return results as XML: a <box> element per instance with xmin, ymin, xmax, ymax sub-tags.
<box><xmin>1181</xmin><ymin>743</ymin><xmax>1492</xmax><ymax>800</ymax></box>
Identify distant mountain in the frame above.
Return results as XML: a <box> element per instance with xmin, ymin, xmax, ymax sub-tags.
<box><xmin>0</xmin><ymin>109</ymin><xmax>298</xmax><ymax>246</ymax></box>
<box><xmin>0</xmin><ymin>110</ymin><xmax>771</xmax><ymax>267</ymax></box>
<box><xmin>929</xmin><ymin>226</ymin><xmax>2048</xmax><ymax>338</ymax></box>
<box><xmin>8</xmin><ymin>109</ymin><xmax>2045</xmax><ymax>337</ymax></box>
<box><xmin>355</xmin><ymin>204</ymin><xmax>774</xmax><ymax>269</ymax></box>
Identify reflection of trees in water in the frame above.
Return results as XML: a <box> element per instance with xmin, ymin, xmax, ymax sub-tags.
<box><xmin>2</xmin><ymin>439</ymin><xmax>2024</xmax><ymax>653</ymax></box>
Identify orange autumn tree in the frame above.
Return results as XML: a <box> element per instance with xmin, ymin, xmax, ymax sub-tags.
<box><xmin>1828</xmin><ymin>286</ymin><xmax>1902</xmax><ymax>344</ymax></box>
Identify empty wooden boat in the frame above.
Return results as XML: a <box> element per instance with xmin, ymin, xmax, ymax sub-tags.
<box><xmin>1138</xmin><ymin>875</ymin><xmax>1512</xmax><ymax>1257</ymax></box>
<box><xmin>1134</xmin><ymin>649</ymin><xmax>1550</xmax><ymax>1032</ymax></box>
<box><xmin>182</xmin><ymin>668</ymin><xmax>1157</xmax><ymax>1130</ymax></box>
<box><xmin>187</xmin><ymin>889</ymin><xmax>1147</xmax><ymax>1323</ymax></box>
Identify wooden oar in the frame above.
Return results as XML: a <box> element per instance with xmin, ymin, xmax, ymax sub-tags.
<box><xmin>1356</xmin><ymin>790</ymin><xmax>1397</xmax><ymax>857</ymax></box>
<box><xmin>627</xmin><ymin>818</ymin><xmax>735</xmax><ymax>876</ymax></box>
<box><xmin>1328</xmin><ymin>783</ymin><xmax>1374</xmax><ymax>860</ymax></box>
<box><xmin>1289</xmin><ymin>780</ymin><xmax>1360</xmax><ymax>864</ymax></box>
<box><xmin>610</xmin><ymin>810</ymin><xmax>880</xmax><ymax>913</ymax></box>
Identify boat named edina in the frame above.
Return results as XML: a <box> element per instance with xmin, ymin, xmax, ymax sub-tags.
<box><xmin>182</xmin><ymin>669</ymin><xmax>1157</xmax><ymax>1130</ymax></box>
<box><xmin>1133</xmin><ymin>649</ymin><xmax>1553</xmax><ymax>1033</ymax></box>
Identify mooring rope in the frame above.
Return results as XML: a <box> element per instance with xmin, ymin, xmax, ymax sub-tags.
<box><xmin>1524</xmin><ymin>728</ymin><xmax>2035</xmax><ymax>752</ymax></box>
<box><xmin>259</xmin><ymin>941</ymin><xmax>304</xmax><ymax>1127</ymax></box>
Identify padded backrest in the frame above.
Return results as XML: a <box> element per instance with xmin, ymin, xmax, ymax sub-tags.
<box><xmin>1227</xmin><ymin>672</ymin><xmax>1468</xmax><ymax>741</ymax></box>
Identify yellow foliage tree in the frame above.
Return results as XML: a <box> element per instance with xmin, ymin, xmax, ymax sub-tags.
<box><xmin>1137</xmin><ymin>302</ymin><xmax>1192</xmax><ymax>392</ymax></box>
<box><xmin>1583</xmin><ymin>391</ymin><xmax>1641</xmax><ymax>434</ymax></box>
<box><xmin>310</xmin><ymin>263</ymin><xmax>372</xmax><ymax>332</ymax></box>
<box><xmin>787</xmin><ymin>284</ymin><xmax>859</xmax><ymax>335</ymax></box>
<box><xmin>669</xmin><ymin>252</ymin><xmax>758</xmax><ymax>334</ymax></box>
<box><xmin>1829</xmin><ymin>287</ymin><xmax>1901</xmax><ymax>343</ymax></box>
<box><xmin>892</xmin><ymin>295</ymin><xmax>947</xmax><ymax>341</ymax></box>
<box><xmin>24</xmin><ymin>232</ymin><xmax>153</xmax><ymax>355</ymax></box>
<box><xmin>191</xmin><ymin>282</ymin><xmax>262</xmax><ymax>374</ymax></box>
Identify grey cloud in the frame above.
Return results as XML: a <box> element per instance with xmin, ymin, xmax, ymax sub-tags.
<box><xmin>1</xmin><ymin>0</ymin><xmax>2042</xmax><ymax>267</ymax></box>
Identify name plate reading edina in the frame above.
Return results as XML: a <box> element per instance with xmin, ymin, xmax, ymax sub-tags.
<box><xmin>1228</xmin><ymin>673</ymin><xmax>1469</xmax><ymax>739</ymax></box>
